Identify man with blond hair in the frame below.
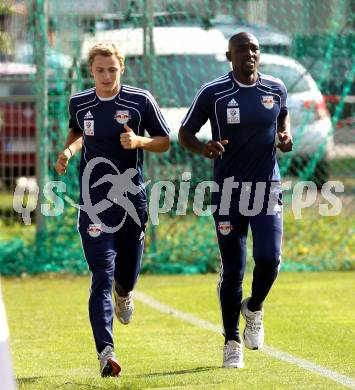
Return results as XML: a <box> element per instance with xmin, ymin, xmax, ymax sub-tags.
<box><xmin>55</xmin><ymin>42</ymin><xmax>170</xmax><ymax>377</ymax></box>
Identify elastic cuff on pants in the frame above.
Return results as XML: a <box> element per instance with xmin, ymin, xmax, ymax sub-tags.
<box><xmin>114</xmin><ymin>282</ymin><xmax>130</xmax><ymax>297</ymax></box>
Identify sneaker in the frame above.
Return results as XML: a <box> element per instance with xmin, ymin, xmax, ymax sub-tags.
<box><xmin>223</xmin><ymin>340</ymin><xmax>244</xmax><ymax>368</ymax></box>
<box><xmin>241</xmin><ymin>297</ymin><xmax>264</xmax><ymax>350</ymax></box>
<box><xmin>98</xmin><ymin>346</ymin><xmax>121</xmax><ymax>377</ymax></box>
<box><xmin>113</xmin><ymin>289</ymin><xmax>134</xmax><ymax>325</ymax></box>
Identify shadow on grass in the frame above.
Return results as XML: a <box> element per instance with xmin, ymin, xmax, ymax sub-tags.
<box><xmin>17</xmin><ymin>377</ymin><xmax>102</xmax><ymax>389</ymax></box>
<box><xmin>17</xmin><ymin>376</ymin><xmax>44</xmax><ymax>385</ymax></box>
<box><xmin>54</xmin><ymin>383</ymin><xmax>102</xmax><ymax>389</ymax></box>
<box><xmin>136</xmin><ymin>366</ymin><xmax>219</xmax><ymax>378</ymax></box>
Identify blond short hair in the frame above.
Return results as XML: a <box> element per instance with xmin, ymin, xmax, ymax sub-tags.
<box><xmin>88</xmin><ymin>42</ymin><xmax>125</xmax><ymax>70</ymax></box>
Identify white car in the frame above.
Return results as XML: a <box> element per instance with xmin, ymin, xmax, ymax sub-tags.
<box><xmin>259</xmin><ymin>53</ymin><xmax>333</xmax><ymax>155</ymax></box>
<box><xmin>259</xmin><ymin>54</ymin><xmax>333</xmax><ymax>185</ymax></box>
<box><xmin>80</xmin><ymin>26</ymin><xmax>230</xmax><ymax>141</ymax></box>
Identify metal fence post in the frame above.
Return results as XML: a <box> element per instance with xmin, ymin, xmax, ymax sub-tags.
<box><xmin>34</xmin><ymin>0</ymin><xmax>48</xmax><ymax>235</ymax></box>
<box><xmin>143</xmin><ymin>0</ymin><xmax>157</xmax><ymax>254</ymax></box>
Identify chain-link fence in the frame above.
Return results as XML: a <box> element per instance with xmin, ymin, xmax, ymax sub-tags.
<box><xmin>0</xmin><ymin>0</ymin><xmax>354</xmax><ymax>275</ymax></box>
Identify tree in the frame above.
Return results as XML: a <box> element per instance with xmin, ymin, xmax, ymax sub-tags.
<box><xmin>0</xmin><ymin>1</ymin><xmax>14</xmax><ymax>54</ymax></box>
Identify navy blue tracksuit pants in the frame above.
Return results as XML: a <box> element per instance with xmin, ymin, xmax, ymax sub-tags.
<box><xmin>214</xmin><ymin>183</ymin><xmax>283</xmax><ymax>342</ymax></box>
<box><xmin>78</xmin><ymin>206</ymin><xmax>147</xmax><ymax>353</ymax></box>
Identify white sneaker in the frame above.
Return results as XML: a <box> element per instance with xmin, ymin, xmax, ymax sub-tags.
<box><xmin>223</xmin><ymin>340</ymin><xmax>244</xmax><ymax>368</ymax></box>
<box><xmin>98</xmin><ymin>346</ymin><xmax>121</xmax><ymax>377</ymax></box>
<box><xmin>113</xmin><ymin>289</ymin><xmax>134</xmax><ymax>325</ymax></box>
<box><xmin>241</xmin><ymin>297</ymin><xmax>264</xmax><ymax>350</ymax></box>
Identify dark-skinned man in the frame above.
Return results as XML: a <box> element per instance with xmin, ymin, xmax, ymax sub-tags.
<box><xmin>179</xmin><ymin>32</ymin><xmax>293</xmax><ymax>368</ymax></box>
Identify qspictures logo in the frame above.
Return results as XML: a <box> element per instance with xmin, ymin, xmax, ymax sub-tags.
<box><xmin>12</xmin><ymin>158</ymin><xmax>345</xmax><ymax>231</ymax></box>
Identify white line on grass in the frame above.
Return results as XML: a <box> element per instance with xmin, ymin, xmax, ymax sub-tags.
<box><xmin>135</xmin><ymin>291</ymin><xmax>355</xmax><ymax>389</ymax></box>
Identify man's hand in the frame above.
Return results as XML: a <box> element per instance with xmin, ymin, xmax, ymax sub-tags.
<box><xmin>120</xmin><ymin>124</ymin><xmax>141</xmax><ymax>149</ymax></box>
<box><xmin>202</xmin><ymin>140</ymin><xmax>228</xmax><ymax>159</ymax></box>
<box><xmin>55</xmin><ymin>149</ymin><xmax>71</xmax><ymax>175</ymax></box>
<box><xmin>277</xmin><ymin>132</ymin><xmax>293</xmax><ymax>153</ymax></box>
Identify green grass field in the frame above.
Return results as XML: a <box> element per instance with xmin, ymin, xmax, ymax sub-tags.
<box><xmin>2</xmin><ymin>272</ymin><xmax>355</xmax><ymax>389</ymax></box>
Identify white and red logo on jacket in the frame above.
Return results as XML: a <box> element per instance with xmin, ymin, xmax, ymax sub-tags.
<box><xmin>114</xmin><ymin>110</ymin><xmax>131</xmax><ymax>124</ymax></box>
<box><xmin>261</xmin><ymin>95</ymin><xmax>275</xmax><ymax>109</ymax></box>
<box><xmin>87</xmin><ymin>224</ymin><xmax>102</xmax><ymax>238</ymax></box>
<box><xmin>218</xmin><ymin>221</ymin><xmax>233</xmax><ymax>236</ymax></box>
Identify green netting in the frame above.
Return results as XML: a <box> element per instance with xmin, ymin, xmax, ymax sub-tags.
<box><xmin>0</xmin><ymin>0</ymin><xmax>354</xmax><ymax>275</ymax></box>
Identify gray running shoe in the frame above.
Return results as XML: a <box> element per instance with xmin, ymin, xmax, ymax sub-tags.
<box><xmin>223</xmin><ymin>340</ymin><xmax>244</xmax><ymax>368</ymax></box>
<box><xmin>241</xmin><ymin>297</ymin><xmax>264</xmax><ymax>350</ymax></box>
<box><xmin>98</xmin><ymin>345</ymin><xmax>121</xmax><ymax>377</ymax></box>
<box><xmin>113</xmin><ymin>289</ymin><xmax>134</xmax><ymax>325</ymax></box>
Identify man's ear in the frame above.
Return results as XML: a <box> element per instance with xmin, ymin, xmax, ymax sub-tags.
<box><xmin>121</xmin><ymin>67</ymin><xmax>125</xmax><ymax>75</ymax></box>
<box><xmin>226</xmin><ymin>51</ymin><xmax>231</xmax><ymax>62</ymax></box>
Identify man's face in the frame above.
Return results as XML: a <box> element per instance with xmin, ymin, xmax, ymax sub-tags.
<box><xmin>226</xmin><ymin>35</ymin><xmax>260</xmax><ymax>75</ymax></box>
<box><xmin>90</xmin><ymin>54</ymin><xmax>123</xmax><ymax>96</ymax></box>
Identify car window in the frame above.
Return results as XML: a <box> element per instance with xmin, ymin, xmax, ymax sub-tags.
<box><xmin>10</xmin><ymin>82</ymin><xmax>36</xmax><ymax>95</ymax></box>
<box><xmin>259</xmin><ymin>64</ymin><xmax>310</xmax><ymax>93</ymax></box>
<box><xmin>0</xmin><ymin>79</ymin><xmax>36</xmax><ymax>96</ymax></box>
<box><xmin>122</xmin><ymin>54</ymin><xmax>229</xmax><ymax>107</ymax></box>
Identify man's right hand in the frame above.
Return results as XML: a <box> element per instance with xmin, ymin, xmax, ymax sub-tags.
<box><xmin>55</xmin><ymin>149</ymin><xmax>71</xmax><ymax>175</ymax></box>
<box><xmin>202</xmin><ymin>140</ymin><xmax>228</xmax><ymax>159</ymax></box>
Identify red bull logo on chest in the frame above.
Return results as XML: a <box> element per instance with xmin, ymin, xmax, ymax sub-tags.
<box><xmin>261</xmin><ymin>96</ymin><xmax>275</xmax><ymax>110</ymax></box>
<box><xmin>114</xmin><ymin>110</ymin><xmax>131</xmax><ymax>124</ymax></box>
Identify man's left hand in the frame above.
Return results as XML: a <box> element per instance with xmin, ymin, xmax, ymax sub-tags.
<box><xmin>277</xmin><ymin>132</ymin><xmax>293</xmax><ymax>152</ymax></box>
<box><xmin>120</xmin><ymin>124</ymin><xmax>140</xmax><ymax>149</ymax></box>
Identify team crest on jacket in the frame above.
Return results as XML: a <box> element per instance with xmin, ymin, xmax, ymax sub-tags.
<box><xmin>261</xmin><ymin>96</ymin><xmax>275</xmax><ymax>110</ymax></box>
<box><xmin>87</xmin><ymin>224</ymin><xmax>102</xmax><ymax>238</ymax></box>
<box><xmin>114</xmin><ymin>110</ymin><xmax>131</xmax><ymax>124</ymax></box>
<box><xmin>218</xmin><ymin>221</ymin><xmax>233</xmax><ymax>236</ymax></box>
<box><xmin>227</xmin><ymin>108</ymin><xmax>240</xmax><ymax>124</ymax></box>
<box><xmin>84</xmin><ymin>120</ymin><xmax>94</xmax><ymax>135</ymax></box>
